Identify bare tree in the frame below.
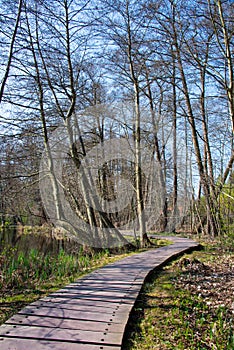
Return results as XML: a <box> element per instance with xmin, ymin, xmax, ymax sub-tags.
<box><xmin>0</xmin><ymin>0</ymin><xmax>23</xmax><ymax>103</ymax></box>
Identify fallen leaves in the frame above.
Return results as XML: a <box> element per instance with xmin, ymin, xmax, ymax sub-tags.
<box><xmin>174</xmin><ymin>254</ymin><xmax>234</xmax><ymax>313</ymax></box>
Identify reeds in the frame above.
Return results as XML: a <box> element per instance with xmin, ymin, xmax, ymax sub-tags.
<box><xmin>0</xmin><ymin>245</ymin><xmax>108</xmax><ymax>292</ymax></box>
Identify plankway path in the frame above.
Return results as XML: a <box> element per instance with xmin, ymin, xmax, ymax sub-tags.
<box><xmin>0</xmin><ymin>236</ymin><xmax>199</xmax><ymax>350</ymax></box>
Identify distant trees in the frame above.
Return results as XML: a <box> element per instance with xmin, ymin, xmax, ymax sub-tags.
<box><xmin>0</xmin><ymin>0</ymin><xmax>233</xmax><ymax>240</ymax></box>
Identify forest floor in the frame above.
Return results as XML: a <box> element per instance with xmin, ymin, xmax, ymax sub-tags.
<box><xmin>122</xmin><ymin>234</ymin><xmax>234</xmax><ymax>350</ymax></box>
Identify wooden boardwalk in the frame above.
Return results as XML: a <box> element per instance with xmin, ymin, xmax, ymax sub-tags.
<box><xmin>0</xmin><ymin>236</ymin><xmax>199</xmax><ymax>350</ymax></box>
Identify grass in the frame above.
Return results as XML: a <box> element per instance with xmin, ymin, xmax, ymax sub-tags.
<box><xmin>0</xmin><ymin>237</ymin><xmax>170</xmax><ymax>325</ymax></box>
<box><xmin>122</xmin><ymin>235</ymin><xmax>234</xmax><ymax>350</ymax></box>
<box><xmin>0</xmin><ymin>247</ymin><xmax>130</xmax><ymax>325</ymax></box>
<box><xmin>0</xmin><ymin>246</ymin><xmax>107</xmax><ymax>290</ymax></box>
<box><xmin>0</xmin><ymin>245</ymin><xmax>109</xmax><ymax>324</ymax></box>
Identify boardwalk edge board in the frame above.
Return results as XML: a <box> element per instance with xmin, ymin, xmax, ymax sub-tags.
<box><xmin>0</xmin><ymin>236</ymin><xmax>199</xmax><ymax>349</ymax></box>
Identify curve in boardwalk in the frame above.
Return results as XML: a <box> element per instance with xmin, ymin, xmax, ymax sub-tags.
<box><xmin>0</xmin><ymin>236</ymin><xmax>199</xmax><ymax>350</ymax></box>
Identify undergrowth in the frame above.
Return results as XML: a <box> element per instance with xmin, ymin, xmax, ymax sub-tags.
<box><xmin>0</xmin><ymin>245</ymin><xmax>124</xmax><ymax>324</ymax></box>
<box><xmin>0</xmin><ymin>246</ymin><xmax>108</xmax><ymax>292</ymax></box>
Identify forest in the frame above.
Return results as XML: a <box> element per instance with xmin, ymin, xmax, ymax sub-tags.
<box><xmin>0</xmin><ymin>0</ymin><xmax>233</xmax><ymax>248</ymax></box>
<box><xmin>0</xmin><ymin>1</ymin><xmax>233</xmax><ymax>349</ymax></box>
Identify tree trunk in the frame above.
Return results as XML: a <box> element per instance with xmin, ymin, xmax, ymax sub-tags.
<box><xmin>171</xmin><ymin>2</ymin><xmax>218</xmax><ymax>236</ymax></box>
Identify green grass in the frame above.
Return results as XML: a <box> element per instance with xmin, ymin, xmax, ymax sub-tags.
<box><xmin>0</xmin><ymin>246</ymin><xmax>125</xmax><ymax>324</ymax></box>
<box><xmin>0</xmin><ymin>246</ymin><xmax>105</xmax><ymax>290</ymax></box>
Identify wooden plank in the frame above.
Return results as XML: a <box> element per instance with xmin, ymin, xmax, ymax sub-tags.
<box><xmin>57</xmin><ymin>285</ymin><xmax>133</xmax><ymax>292</ymax></box>
<box><xmin>40</xmin><ymin>296</ymin><xmax>127</xmax><ymax>308</ymax></box>
<box><xmin>18</xmin><ymin>306</ymin><xmax>129</xmax><ymax>324</ymax></box>
<box><xmin>0</xmin><ymin>324</ymin><xmax>123</xmax><ymax>346</ymax></box>
<box><xmin>45</xmin><ymin>294</ymin><xmax>136</xmax><ymax>304</ymax></box>
<box><xmin>0</xmin><ymin>338</ymin><xmax>121</xmax><ymax>350</ymax></box>
<box><xmin>5</xmin><ymin>314</ymin><xmax>126</xmax><ymax>334</ymax></box>
<box><xmin>26</xmin><ymin>300</ymin><xmax>128</xmax><ymax>314</ymax></box>
<box><xmin>68</xmin><ymin>280</ymin><xmax>142</xmax><ymax>285</ymax></box>
<box><xmin>50</xmin><ymin>288</ymin><xmax>129</xmax><ymax>297</ymax></box>
<box><xmin>43</xmin><ymin>296</ymin><xmax>136</xmax><ymax>306</ymax></box>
